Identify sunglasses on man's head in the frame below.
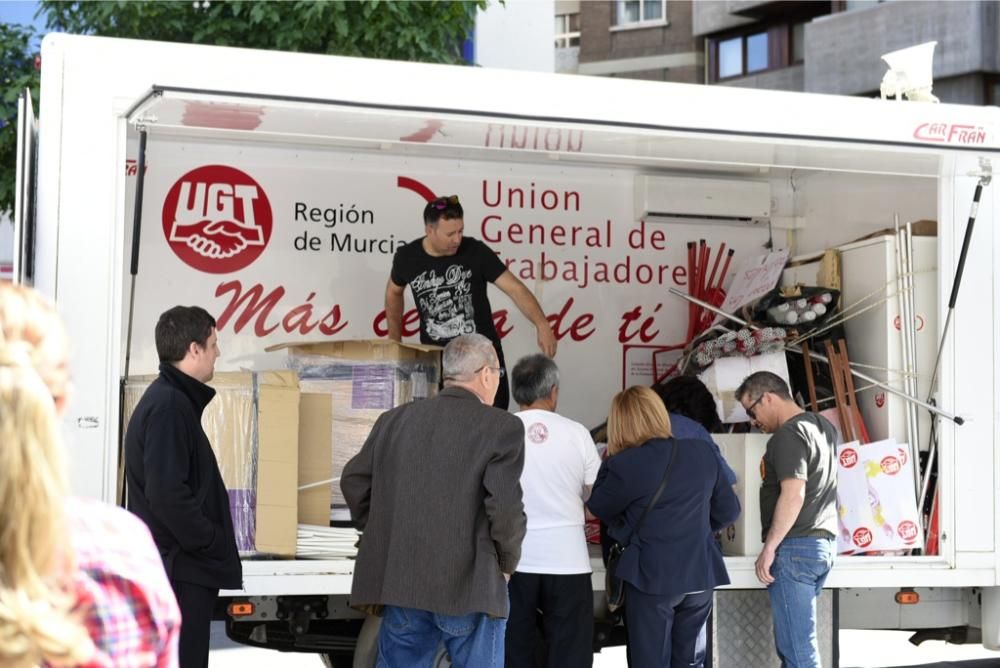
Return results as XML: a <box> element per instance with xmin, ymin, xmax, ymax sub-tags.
<box><xmin>429</xmin><ymin>195</ymin><xmax>460</xmax><ymax>210</ymax></box>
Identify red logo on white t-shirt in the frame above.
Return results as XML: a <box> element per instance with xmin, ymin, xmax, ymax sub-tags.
<box><xmin>527</xmin><ymin>422</ymin><xmax>549</xmax><ymax>444</ymax></box>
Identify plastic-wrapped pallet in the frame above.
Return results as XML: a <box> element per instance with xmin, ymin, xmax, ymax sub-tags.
<box><xmin>123</xmin><ymin>370</ymin><xmax>300</xmax><ymax>557</ymax></box>
<box><xmin>268</xmin><ymin>339</ymin><xmax>442</xmax><ymax>518</ymax></box>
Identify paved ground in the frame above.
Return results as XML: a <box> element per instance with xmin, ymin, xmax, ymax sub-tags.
<box><xmin>838</xmin><ymin>630</ymin><xmax>1000</xmax><ymax>668</ymax></box>
<box><xmin>209</xmin><ymin>624</ymin><xmax>1000</xmax><ymax>667</ymax></box>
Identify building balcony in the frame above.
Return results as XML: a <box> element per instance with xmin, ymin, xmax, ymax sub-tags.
<box><xmin>804</xmin><ymin>0</ymin><xmax>998</xmax><ymax>96</ymax></box>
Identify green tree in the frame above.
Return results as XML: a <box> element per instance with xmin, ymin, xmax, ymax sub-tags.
<box><xmin>0</xmin><ymin>0</ymin><xmax>487</xmax><ymax>215</ymax></box>
<box><xmin>40</xmin><ymin>0</ymin><xmax>483</xmax><ymax>64</ymax></box>
<box><xmin>0</xmin><ymin>23</ymin><xmax>40</xmax><ymax>218</ymax></box>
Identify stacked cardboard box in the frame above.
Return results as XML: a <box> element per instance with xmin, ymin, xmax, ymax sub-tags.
<box><xmin>123</xmin><ymin>370</ymin><xmax>300</xmax><ymax>557</ymax></box>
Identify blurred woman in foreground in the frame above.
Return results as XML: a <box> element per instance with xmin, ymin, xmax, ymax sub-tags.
<box><xmin>0</xmin><ymin>283</ymin><xmax>180</xmax><ymax>666</ymax></box>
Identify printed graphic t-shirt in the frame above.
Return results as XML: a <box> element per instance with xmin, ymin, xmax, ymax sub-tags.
<box><xmin>390</xmin><ymin>237</ymin><xmax>508</xmax><ymax>346</ymax></box>
<box><xmin>515</xmin><ymin>409</ymin><xmax>602</xmax><ymax>574</ymax></box>
<box><xmin>759</xmin><ymin>412</ymin><xmax>839</xmax><ymax>542</ymax></box>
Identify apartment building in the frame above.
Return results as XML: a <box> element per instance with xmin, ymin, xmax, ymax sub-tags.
<box><xmin>569</xmin><ymin>0</ymin><xmax>1000</xmax><ymax>105</ymax></box>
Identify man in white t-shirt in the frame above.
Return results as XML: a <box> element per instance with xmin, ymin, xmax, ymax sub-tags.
<box><xmin>506</xmin><ymin>354</ymin><xmax>602</xmax><ymax>668</ymax></box>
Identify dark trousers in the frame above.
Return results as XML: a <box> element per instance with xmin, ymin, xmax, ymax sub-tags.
<box><xmin>170</xmin><ymin>579</ymin><xmax>218</xmax><ymax>668</ymax></box>
<box><xmin>624</xmin><ymin>585</ymin><xmax>713</xmax><ymax>668</ymax></box>
<box><xmin>493</xmin><ymin>344</ymin><xmax>509</xmax><ymax>410</ymax></box>
<box><xmin>506</xmin><ymin>572</ymin><xmax>593</xmax><ymax>668</ymax></box>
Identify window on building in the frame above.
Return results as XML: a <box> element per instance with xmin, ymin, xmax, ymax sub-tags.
<box><xmin>613</xmin><ymin>0</ymin><xmax>666</xmax><ymax>27</ymax></box>
<box><xmin>709</xmin><ymin>22</ymin><xmax>809</xmax><ymax>82</ymax></box>
<box><xmin>718</xmin><ymin>37</ymin><xmax>742</xmax><ymax>79</ymax></box>
<box><xmin>555</xmin><ymin>12</ymin><xmax>581</xmax><ymax>48</ymax></box>
<box><xmin>746</xmin><ymin>32</ymin><xmax>769</xmax><ymax>72</ymax></box>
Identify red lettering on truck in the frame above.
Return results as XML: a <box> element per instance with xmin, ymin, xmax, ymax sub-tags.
<box><xmin>215</xmin><ymin>281</ymin><xmax>348</xmax><ymax>337</ymax></box>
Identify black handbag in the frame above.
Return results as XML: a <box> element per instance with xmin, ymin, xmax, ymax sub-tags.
<box><xmin>605</xmin><ymin>442</ymin><xmax>677</xmax><ymax>614</ymax></box>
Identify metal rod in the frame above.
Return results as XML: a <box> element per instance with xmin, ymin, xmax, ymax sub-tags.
<box><xmin>918</xmin><ymin>175</ymin><xmax>990</xmax><ymax>520</ymax></box>
<box><xmin>667</xmin><ymin>288</ymin><xmax>964</xmax><ymax>425</ymax></box>
<box><xmin>118</xmin><ymin>128</ymin><xmax>149</xmax><ymax>506</ymax></box>
<box><xmin>926</xmin><ymin>181</ymin><xmax>983</xmax><ymax>399</ymax></box>
<box><xmin>124</xmin><ymin>128</ymin><xmax>148</xmax><ymax>380</ymax></box>
<box><xmin>918</xmin><ymin>432</ymin><xmax>936</xmax><ymax>528</ymax></box>
<box><xmin>896</xmin><ymin>219</ymin><xmax>920</xmax><ymax>495</ymax></box>
<box><xmin>905</xmin><ymin>221</ymin><xmax>921</xmax><ymax>492</ymax></box>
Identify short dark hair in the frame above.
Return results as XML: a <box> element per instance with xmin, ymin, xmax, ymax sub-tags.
<box><xmin>735</xmin><ymin>371</ymin><xmax>791</xmax><ymax>403</ymax></box>
<box><xmin>511</xmin><ymin>354</ymin><xmax>559</xmax><ymax>406</ymax></box>
<box><xmin>654</xmin><ymin>375</ymin><xmax>722</xmax><ymax>432</ymax></box>
<box><xmin>423</xmin><ymin>195</ymin><xmax>464</xmax><ymax>226</ymax></box>
<box><xmin>155</xmin><ymin>306</ymin><xmax>216</xmax><ymax>363</ymax></box>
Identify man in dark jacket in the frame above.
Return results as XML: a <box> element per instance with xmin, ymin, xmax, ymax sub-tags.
<box><xmin>125</xmin><ymin>305</ymin><xmax>242</xmax><ymax>668</ymax></box>
<box><xmin>341</xmin><ymin>333</ymin><xmax>526</xmax><ymax>667</ymax></box>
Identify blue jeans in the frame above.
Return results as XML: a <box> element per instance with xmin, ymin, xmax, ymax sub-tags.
<box><xmin>767</xmin><ymin>536</ymin><xmax>835</xmax><ymax>668</ymax></box>
<box><xmin>376</xmin><ymin>605</ymin><xmax>506</xmax><ymax>668</ymax></box>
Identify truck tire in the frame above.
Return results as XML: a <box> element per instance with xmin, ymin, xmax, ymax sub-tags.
<box><xmin>351</xmin><ymin>614</ymin><xmax>450</xmax><ymax>667</ymax></box>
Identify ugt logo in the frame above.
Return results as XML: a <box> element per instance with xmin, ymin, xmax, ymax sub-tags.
<box><xmin>162</xmin><ymin>165</ymin><xmax>273</xmax><ymax>274</ymax></box>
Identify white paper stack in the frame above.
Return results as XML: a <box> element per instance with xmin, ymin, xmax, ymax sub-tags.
<box><xmin>296</xmin><ymin>524</ymin><xmax>361</xmax><ymax>560</ymax></box>
<box><xmin>836</xmin><ymin>438</ymin><xmax>923</xmax><ymax>554</ymax></box>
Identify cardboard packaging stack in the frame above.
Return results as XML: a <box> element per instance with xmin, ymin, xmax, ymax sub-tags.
<box><xmin>124</xmin><ymin>370</ymin><xmax>300</xmax><ymax>558</ymax></box>
<box><xmin>268</xmin><ymin>339</ymin><xmax>442</xmax><ymax>520</ymax></box>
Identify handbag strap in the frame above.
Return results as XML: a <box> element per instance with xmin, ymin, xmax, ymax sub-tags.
<box><xmin>628</xmin><ymin>439</ymin><xmax>678</xmax><ymax>541</ymax></box>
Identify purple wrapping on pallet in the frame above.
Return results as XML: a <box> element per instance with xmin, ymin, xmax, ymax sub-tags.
<box><xmin>228</xmin><ymin>488</ymin><xmax>257</xmax><ymax>552</ymax></box>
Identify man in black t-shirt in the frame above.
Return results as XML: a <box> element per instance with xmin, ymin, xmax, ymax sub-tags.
<box><xmin>736</xmin><ymin>371</ymin><xmax>837</xmax><ymax>668</ymax></box>
<box><xmin>385</xmin><ymin>195</ymin><xmax>556</xmax><ymax>410</ymax></box>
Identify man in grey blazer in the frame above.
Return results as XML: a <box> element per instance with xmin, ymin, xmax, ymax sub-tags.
<box><xmin>341</xmin><ymin>333</ymin><xmax>527</xmax><ymax>667</ymax></box>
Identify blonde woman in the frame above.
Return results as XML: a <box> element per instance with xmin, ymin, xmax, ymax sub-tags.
<box><xmin>0</xmin><ymin>359</ymin><xmax>94</xmax><ymax>666</ymax></box>
<box><xmin>586</xmin><ymin>386</ymin><xmax>740</xmax><ymax>668</ymax></box>
<box><xmin>0</xmin><ymin>283</ymin><xmax>180</xmax><ymax>667</ymax></box>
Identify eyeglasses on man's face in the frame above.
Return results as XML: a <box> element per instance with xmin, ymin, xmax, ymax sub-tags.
<box><xmin>429</xmin><ymin>195</ymin><xmax>460</xmax><ymax>210</ymax></box>
<box><xmin>476</xmin><ymin>365</ymin><xmax>505</xmax><ymax>378</ymax></box>
<box><xmin>745</xmin><ymin>393</ymin><xmax>765</xmax><ymax>421</ymax></box>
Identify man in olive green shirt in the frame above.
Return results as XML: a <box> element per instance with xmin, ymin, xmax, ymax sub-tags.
<box><xmin>737</xmin><ymin>371</ymin><xmax>837</xmax><ymax>668</ymax></box>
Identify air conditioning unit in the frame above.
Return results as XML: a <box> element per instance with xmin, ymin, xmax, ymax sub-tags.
<box><xmin>634</xmin><ymin>175</ymin><xmax>771</xmax><ymax>225</ymax></box>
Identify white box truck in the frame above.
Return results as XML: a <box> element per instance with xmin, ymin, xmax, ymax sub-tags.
<box><xmin>13</xmin><ymin>33</ymin><xmax>1000</xmax><ymax>666</ymax></box>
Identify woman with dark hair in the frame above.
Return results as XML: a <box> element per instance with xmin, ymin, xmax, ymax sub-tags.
<box><xmin>654</xmin><ymin>375</ymin><xmax>723</xmax><ymax>432</ymax></box>
<box><xmin>587</xmin><ymin>386</ymin><xmax>740</xmax><ymax>667</ymax></box>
